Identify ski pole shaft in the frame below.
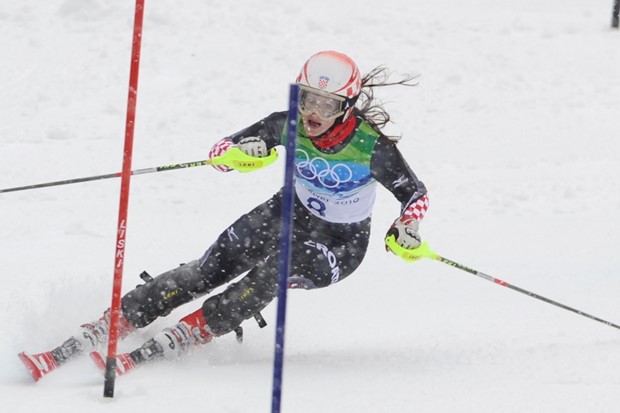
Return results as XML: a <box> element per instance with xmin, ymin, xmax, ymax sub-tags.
<box><xmin>434</xmin><ymin>253</ymin><xmax>620</xmax><ymax>330</ymax></box>
<box><xmin>385</xmin><ymin>237</ymin><xmax>620</xmax><ymax>331</ymax></box>
<box><xmin>0</xmin><ymin>160</ymin><xmax>210</xmax><ymax>194</ymax></box>
<box><xmin>0</xmin><ymin>146</ymin><xmax>279</xmax><ymax>194</ymax></box>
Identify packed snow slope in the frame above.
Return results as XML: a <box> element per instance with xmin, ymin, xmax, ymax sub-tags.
<box><xmin>1</xmin><ymin>1</ymin><xmax>619</xmax><ymax>412</ymax></box>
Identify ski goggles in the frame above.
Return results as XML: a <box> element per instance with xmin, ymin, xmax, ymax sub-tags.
<box><xmin>298</xmin><ymin>86</ymin><xmax>347</xmax><ymax>120</ymax></box>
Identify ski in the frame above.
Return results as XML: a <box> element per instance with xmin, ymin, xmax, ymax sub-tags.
<box><xmin>18</xmin><ymin>351</ymin><xmax>60</xmax><ymax>382</ymax></box>
<box><xmin>90</xmin><ymin>351</ymin><xmax>138</xmax><ymax>377</ymax></box>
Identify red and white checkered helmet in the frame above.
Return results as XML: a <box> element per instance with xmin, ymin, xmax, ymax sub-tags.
<box><xmin>296</xmin><ymin>51</ymin><xmax>362</xmax><ymax>100</ymax></box>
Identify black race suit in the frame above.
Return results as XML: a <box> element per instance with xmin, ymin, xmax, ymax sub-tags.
<box><xmin>121</xmin><ymin>111</ymin><xmax>427</xmax><ymax>335</ymax></box>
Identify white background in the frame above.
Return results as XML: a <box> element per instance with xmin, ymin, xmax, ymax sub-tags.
<box><xmin>1</xmin><ymin>1</ymin><xmax>619</xmax><ymax>412</ymax></box>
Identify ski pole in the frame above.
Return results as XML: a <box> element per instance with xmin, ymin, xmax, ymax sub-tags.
<box><xmin>385</xmin><ymin>236</ymin><xmax>620</xmax><ymax>331</ymax></box>
<box><xmin>0</xmin><ymin>147</ymin><xmax>278</xmax><ymax>194</ymax></box>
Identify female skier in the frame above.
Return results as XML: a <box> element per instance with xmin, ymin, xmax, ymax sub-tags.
<box><xmin>19</xmin><ymin>50</ymin><xmax>429</xmax><ymax>381</ymax></box>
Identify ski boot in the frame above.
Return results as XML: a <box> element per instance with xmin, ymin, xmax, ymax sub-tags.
<box><xmin>90</xmin><ymin>308</ymin><xmax>213</xmax><ymax>377</ymax></box>
<box><xmin>19</xmin><ymin>309</ymin><xmax>135</xmax><ymax>382</ymax></box>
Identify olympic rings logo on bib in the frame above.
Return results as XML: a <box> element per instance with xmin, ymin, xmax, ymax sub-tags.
<box><xmin>295</xmin><ymin>149</ymin><xmax>353</xmax><ymax>189</ymax></box>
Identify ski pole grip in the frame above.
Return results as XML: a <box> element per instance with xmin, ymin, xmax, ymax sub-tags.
<box><xmin>385</xmin><ymin>236</ymin><xmax>438</xmax><ymax>262</ymax></box>
<box><xmin>209</xmin><ymin>147</ymin><xmax>278</xmax><ymax>172</ymax></box>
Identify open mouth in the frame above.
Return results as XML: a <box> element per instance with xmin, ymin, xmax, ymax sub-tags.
<box><xmin>302</xmin><ymin>114</ymin><xmax>325</xmax><ymax>133</ymax></box>
<box><xmin>307</xmin><ymin>119</ymin><xmax>323</xmax><ymax>129</ymax></box>
<box><xmin>302</xmin><ymin>112</ymin><xmax>334</xmax><ymax>137</ymax></box>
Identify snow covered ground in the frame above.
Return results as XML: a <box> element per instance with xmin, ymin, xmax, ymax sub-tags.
<box><xmin>1</xmin><ymin>0</ymin><xmax>619</xmax><ymax>411</ymax></box>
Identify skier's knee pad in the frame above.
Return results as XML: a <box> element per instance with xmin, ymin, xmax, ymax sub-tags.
<box><xmin>122</xmin><ymin>260</ymin><xmax>210</xmax><ymax>328</ymax></box>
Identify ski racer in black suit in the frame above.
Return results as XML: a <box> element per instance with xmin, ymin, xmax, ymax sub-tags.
<box><xmin>19</xmin><ymin>50</ymin><xmax>429</xmax><ymax>381</ymax></box>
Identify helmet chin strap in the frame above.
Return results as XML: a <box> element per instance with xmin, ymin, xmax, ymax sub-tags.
<box><xmin>310</xmin><ymin>112</ymin><xmax>357</xmax><ymax>150</ymax></box>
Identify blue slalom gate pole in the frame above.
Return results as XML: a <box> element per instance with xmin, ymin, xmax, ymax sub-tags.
<box><xmin>271</xmin><ymin>84</ymin><xmax>299</xmax><ymax>413</ymax></box>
